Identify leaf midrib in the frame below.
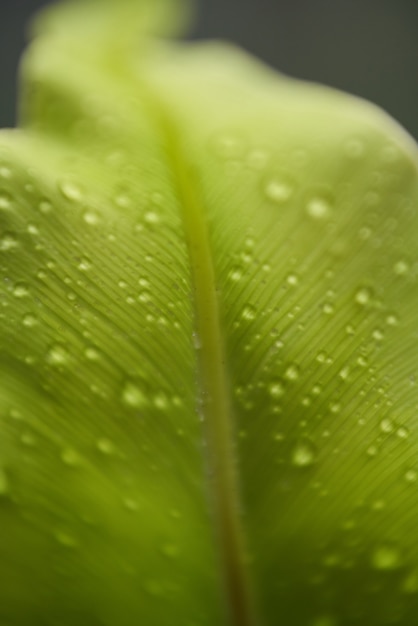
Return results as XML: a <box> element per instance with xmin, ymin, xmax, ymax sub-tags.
<box><xmin>147</xmin><ymin>100</ymin><xmax>258</xmax><ymax>625</ymax></box>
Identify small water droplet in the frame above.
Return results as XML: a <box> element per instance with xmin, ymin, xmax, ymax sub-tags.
<box><xmin>371</xmin><ymin>544</ymin><xmax>401</xmax><ymax>570</ymax></box>
<box><xmin>0</xmin><ymin>232</ymin><xmax>18</xmax><ymax>251</ymax></box>
<box><xmin>291</xmin><ymin>439</ymin><xmax>316</xmax><ymax>467</ymax></box>
<box><xmin>0</xmin><ymin>191</ymin><xmax>12</xmax><ymax>210</ymax></box>
<box><xmin>306</xmin><ymin>194</ymin><xmax>332</xmax><ymax>220</ymax></box>
<box><xmin>322</xmin><ymin>302</ymin><xmax>334</xmax><ymax>315</ymax></box>
<box><xmin>47</xmin><ymin>344</ymin><xmax>70</xmax><ymax>366</ymax></box>
<box><xmin>121</xmin><ymin>380</ymin><xmax>147</xmax><ymax>408</ymax></box>
<box><xmin>284</xmin><ymin>363</ymin><xmax>300</xmax><ymax>381</ymax></box>
<box><xmin>380</xmin><ymin>418</ymin><xmax>395</xmax><ymax>434</ymax></box>
<box><xmin>268</xmin><ymin>380</ymin><xmax>285</xmax><ymax>399</ymax></box>
<box><xmin>286</xmin><ymin>273</ymin><xmax>299</xmax><ymax>286</ymax></box>
<box><xmin>61</xmin><ymin>448</ymin><xmax>80</xmax><ymax>467</ymax></box>
<box><xmin>13</xmin><ymin>282</ymin><xmax>29</xmax><ymax>298</ymax></box>
<box><xmin>394</xmin><ymin>260</ymin><xmax>410</xmax><ymax>276</ymax></box>
<box><xmin>405</xmin><ymin>469</ymin><xmax>417</xmax><ymax>483</ymax></box>
<box><xmin>97</xmin><ymin>438</ymin><xmax>115</xmax><ymax>455</ymax></box>
<box><xmin>372</xmin><ymin>328</ymin><xmax>384</xmax><ymax>341</ymax></box>
<box><xmin>355</xmin><ymin>287</ymin><xmax>372</xmax><ymax>306</ymax></box>
<box><xmin>264</xmin><ymin>175</ymin><xmax>294</xmax><ymax>204</ymax></box>
<box><xmin>386</xmin><ymin>313</ymin><xmax>399</xmax><ymax>327</ymax></box>
<box><xmin>242</xmin><ymin>304</ymin><xmax>256</xmax><ymax>321</ymax></box>
<box><xmin>84</xmin><ymin>347</ymin><xmax>100</xmax><ymax>361</ymax></box>
<box><xmin>78</xmin><ymin>258</ymin><xmax>92</xmax><ymax>271</ymax></box>
<box><xmin>397</xmin><ymin>426</ymin><xmax>409</xmax><ymax>439</ymax></box>
<box><xmin>228</xmin><ymin>266</ymin><xmax>243</xmax><ymax>282</ymax></box>
<box><xmin>22</xmin><ymin>313</ymin><xmax>38</xmax><ymax>327</ymax></box>
<box><xmin>367</xmin><ymin>444</ymin><xmax>379</xmax><ymax>457</ymax></box>
<box><xmin>83</xmin><ymin>211</ymin><xmax>99</xmax><ymax>225</ymax></box>
<box><xmin>138</xmin><ymin>290</ymin><xmax>152</xmax><ymax>304</ymax></box>
<box><xmin>59</xmin><ymin>181</ymin><xmax>83</xmax><ymax>202</ymax></box>
<box><xmin>144</xmin><ymin>210</ymin><xmax>160</xmax><ymax>225</ymax></box>
<box><xmin>338</xmin><ymin>366</ymin><xmax>350</xmax><ymax>381</ymax></box>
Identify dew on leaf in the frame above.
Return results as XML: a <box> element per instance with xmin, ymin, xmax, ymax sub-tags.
<box><xmin>394</xmin><ymin>259</ymin><xmax>410</xmax><ymax>276</ymax></box>
<box><xmin>291</xmin><ymin>439</ymin><xmax>317</xmax><ymax>467</ymax></box>
<box><xmin>322</xmin><ymin>302</ymin><xmax>334</xmax><ymax>315</ymax></box>
<box><xmin>305</xmin><ymin>194</ymin><xmax>332</xmax><ymax>220</ymax></box>
<box><xmin>286</xmin><ymin>273</ymin><xmax>299</xmax><ymax>286</ymax></box>
<box><xmin>121</xmin><ymin>380</ymin><xmax>147</xmax><ymax>408</ymax></box>
<box><xmin>47</xmin><ymin>344</ymin><xmax>70</xmax><ymax>366</ymax></box>
<box><xmin>405</xmin><ymin>469</ymin><xmax>417</xmax><ymax>484</ymax></box>
<box><xmin>284</xmin><ymin>363</ymin><xmax>300</xmax><ymax>381</ymax></box>
<box><xmin>84</xmin><ymin>347</ymin><xmax>100</xmax><ymax>361</ymax></box>
<box><xmin>371</xmin><ymin>544</ymin><xmax>402</xmax><ymax>570</ymax></box>
<box><xmin>144</xmin><ymin>210</ymin><xmax>160</xmax><ymax>225</ymax></box>
<box><xmin>263</xmin><ymin>175</ymin><xmax>295</xmax><ymax>204</ymax></box>
<box><xmin>338</xmin><ymin>366</ymin><xmax>350</xmax><ymax>381</ymax></box>
<box><xmin>386</xmin><ymin>313</ymin><xmax>399</xmax><ymax>327</ymax></box>
<box><xmin>153</xmin><ymin>391</ymin><xmax>169</xmax><ymax>410</ymax></box>
<box><xmin>242</xmin><ymin>304</ymin><xmax>256</xmax><ymax>321</ymax></box>
<box><xmin>397</xmin><ymin>426</ymin><xmax>409</xmax><ymax>440</ymax></box>
<box><xmin>61</xmin><ymin>448</ymin><xmax>81</xmax><ymax>467</ymax></box>
<box><xmin>39</xmin><ymin>199</ymin><xmax>52</xmax><ymax>213</ymax></box>
<box><xmin>22</xmin><ymin>313</ymin><xmax>38</xmax><ymax>327</ymax></box>
<box><xmin>0</xmin><ymin>192</ymin><xmax>12</xmax><ymax>210</ymax></box>
<box><xmin>83</xmin><ymin>211</ymin><xmax>99</xmax><ymax>225</ymax></box>
<box><xmin>59</xmin><ymin>180</ymin><xmax>83</xmax><ymax>202</ymax></box>
<box><xmin>372</xmin><ymin>328</ymin><xmax>384</xmax><ymax>341</ymax></box>
<box><xmin>97</xmin><ymin>438</ymin><xmax>115</xmax><ymax>455</ymax></box>
<box><xmin>138</xmin><ymin>290</ymin><xmax>152</xmax><ymax>304</ymax></box>
<box><xmin>0</xmin><ymin>232</ymin><xmax>18</xmax><ymax>251</ymax></box>
<box><xmin>13</xmin><ymin>282</ymin><xmax>29</xmax><ymax>298</ymax></box>
<box><xmin>268</xmin><ymin>380</ymin><xmax>285</xmax><ymax>399</ymax></box>
<box><xmin>380</xmin><ymin>418</ymin><xmax>395</xmax><ymax>434</ymax></box>
<box><xmin>78</xmin><ymin>258</ymin><xmax>92</xmax><ymax>271</ymax></box>
<box><xmin>355</xmin><ymin>287</ymin><xmax>372</xmax><ymax>306</ymax></box>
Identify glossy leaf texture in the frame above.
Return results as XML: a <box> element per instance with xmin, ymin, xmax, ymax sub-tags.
<box><xmin>1</xmin><ymin>0</ymin><xmax>418</xmax><ymax>625</ymax></box>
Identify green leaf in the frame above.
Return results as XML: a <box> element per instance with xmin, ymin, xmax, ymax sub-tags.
<box><xmin>1</xmin><ymin>0</ymin><xmax>418</xmax><ymax>624</ymax></box>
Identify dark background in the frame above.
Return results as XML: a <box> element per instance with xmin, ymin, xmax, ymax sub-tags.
<box><xmin>0</xmin><ymin>0</ymin><xmax>417</xmax><ymax>139</ymax></box>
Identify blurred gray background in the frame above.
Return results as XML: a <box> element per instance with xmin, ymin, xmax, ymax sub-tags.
<box><xmin>0</xmin><ymin>0</ymin><xmax>417</xmax><ymax>139</ymax></box>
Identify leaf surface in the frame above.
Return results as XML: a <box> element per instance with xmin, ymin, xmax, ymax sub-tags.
<box><xmin>1</xmin><ymin>1</ymin><xmax>418</xmax><ymax>625</ymax></box>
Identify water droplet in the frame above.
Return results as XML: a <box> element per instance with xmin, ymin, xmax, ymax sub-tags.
<box><xmin>371</xmin><ymin>544</ymin><xmax>402</xmax><ymax>570</ymax></box>
<box><xmin>286</xmin><ymin>273</ymin><xmax>299</xmax><ymax>286</ymax></box>
<box><xmin>264</xmin><ymin>175</ymin><xmax>294</xmax><ymax>204</ymax></box>
<box><xmin>284</xmin><ymin>363</ymin><xmax>300</xmax><ymax>381</ymax></box>
<box><xmin>59</xmin><ymin>180</ymin><xmax>83</xmax><ymax>202</ymax></box>
<box><xmin>291</xmin><ymin>439</ymin><xmax>316</xmax><ymax>467</ymax></box>
<box><xmin>380</xmin><ymin>418</ymin><xmax>395</xmax><ymax>434</ymax></box>
<box><xmin>13</xmin><ymin>282</ymin><xmax>29</xmax><ymax>298</ymax></box>
<box><xmin>83</xmin><ymin>211</ymin><xmax>99</xmax><ymax>225</ymax></box>
<box><xmin>268</xmin><ymin>380</ymin><xmax>285</xmax><ymax>399</ymax></box>
<box><xmin>372</xmin><ymin>328</ymin><xmax>384</xmax><ymax>341</ymax></box>
<box><xmin>97</xmin><ymin>438</ymin><xmax>115</xmax><ymax>455</ymax></box>
<box><xmin>47</xmin><ymin>344</ymin><xmax>70</xmax><ymax>366</ymax></box>
<box><xmin>121</xmin><ymin>380</ymin><xmax>147</xmax><ymax>408</ymax></box>
<box><xmin>0</xmin><ymin>192</ymin><xmax>12</xmax><ymax>210</ymax></box>
<box><xmin>39</xmin><ymin>199</ymin><xmax>52</xmax><ymax>214</ymax></box>
<box><xmin>306</xmin><ymin>194</ymin><xmax>332</xmax><ymax>220</ymax></box>
<box><xmin>84</xmin><ymin>347</ymin><xmax>100</xmax><ymax>361</ymax></box>
<box><xmin>22</xmin><ymin>313</ymin><xmax>38</xmax><ymax>327</ymax></box>
<box><xmin>355</xmin><ymin>287</ymin><xmax>372</xmax><ymax>306</ymax></box>
<box><xmin>242</xmin><ymin>305</ymin><xmax>256</xmax><ymax>321</ymax></box>
<box><xmin>338</xmin><ymin>366</ymin><xmax>350</xmax><ymax>381</ymax></box>
<box><xmin>138</xmin><ymin>290</ymin><xmax>151</xmax><ymax>304</ymax></box>
<box><xmin>153</xmin><ymin>391</ymin><xmax>169</xmax><ymax>410</ymax></box>
<box><xmin>386</xmin><ymin>313</ymin><xmax>399</xmax><ymax>327</ymax></box>
<box><xmin>0</xmin><ymin>232</ymin><xmax>18</xmax><ymax>251</ymax></box>
<box><xmin>405</xmin><ymin>469</ymin><xmax>417</xmax><ymax>483</ymax></box>
<box><xmin>78</xmin><ymin>258</ymin><xmax>92</xmax><ymax>271</ymax></box>
<box><xmin>394</xmin><ymin>259</ymin><xmax>410</xmax><ymax>276</ymax></box>
<box><xmin>367</xmin><ymin>444</ymin><xmax>379</xmax><ymax>457</ymax></box>
<box><xmin>61</xmin><ymin>448</ymin><xmax>81</xmax><ymax>467</ymax></box>
<box><xmin>322</xmin><ymin>302</ymin><xmax>334</xmax><ymax>315</ymax></box>
<box><xmin>397</xmin><ymin>426</ymin><xmax>409</xmax><ymax>440</ymax></box>
<box><xmin>144</xmin><ymin>210</ymin><xmax>160</xmax><ymax>225</ymax></box>
<box><xmin>228</xmin><ymin>266</ymin><xmax>243</xmax><ymax>282</ymax></box>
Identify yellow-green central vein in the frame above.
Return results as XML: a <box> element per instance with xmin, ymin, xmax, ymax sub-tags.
<box><xmin>155</xmin><ymin>116</ymin><xmax>258</xmax><ymax>626</ymax></box>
